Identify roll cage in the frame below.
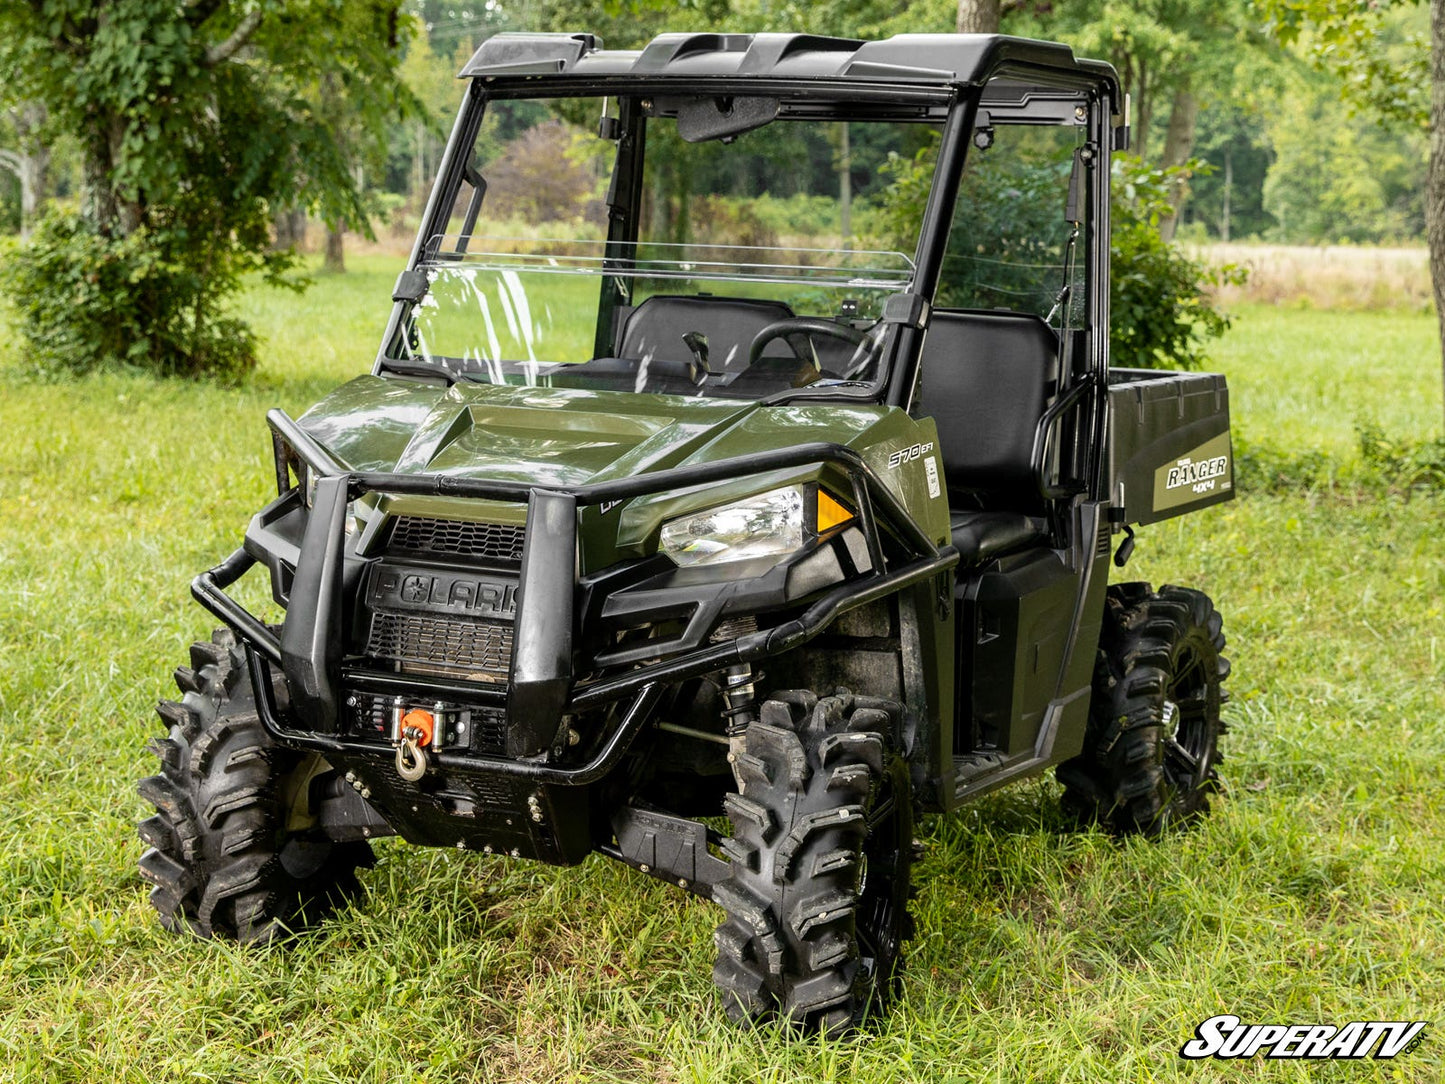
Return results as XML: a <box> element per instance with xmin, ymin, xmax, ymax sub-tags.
<box><xmin>375</xmin><ymin>34</ymin><xmax>1124</xmax><ymax>477</ymax></box>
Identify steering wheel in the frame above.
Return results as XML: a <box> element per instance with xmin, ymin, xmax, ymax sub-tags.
<box><xmin>746</xmin><ymin>317</ymin><xmax>878</xmax><ymax>380</ymax></box>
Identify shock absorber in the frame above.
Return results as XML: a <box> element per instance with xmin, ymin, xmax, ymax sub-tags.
<box><xmin>720</xmin><ymin>662</ymin><xmax>758</xmax><ymax>784</ymax></box>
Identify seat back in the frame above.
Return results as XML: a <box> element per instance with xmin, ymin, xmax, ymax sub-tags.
<box><xmin>617</xmin><ymin>295</ymin><xmax>793</xmax><ymax>373</ymax></box>
<box><xmin>915</xmin><ymin>310</ymin><xmax>1059</xmax><ymax>504</ymax></box>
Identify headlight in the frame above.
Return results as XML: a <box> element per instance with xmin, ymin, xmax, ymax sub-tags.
<box><xmin>660</xmin><ymin>486</ymin><xmax>807</xmax><ymax>567</ymax></box>
<box><xmin>659</xmin><ymin>484</ymin><xmax>854</xmax><ymax>568</ymax></box>
<box><xmin>302</xmin><ymin>469</ymin><xmax>364</xmax><ymax>536</ymax></box>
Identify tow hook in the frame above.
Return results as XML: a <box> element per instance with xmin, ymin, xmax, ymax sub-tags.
<box><xmin>393</xmin><ymin>706</ymin><xmax>436</xmax><ymax>782</ymax></box>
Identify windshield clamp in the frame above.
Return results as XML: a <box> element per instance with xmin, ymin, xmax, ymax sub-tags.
<box><xmin>392</xmin><ymin>269</ymin><xmax>429</xmax><ymax>304</ymax></box>
<box><xmin>882</xmin><ymin>292</ymin><xmax>931</xmax><ymax>330</ymax></box>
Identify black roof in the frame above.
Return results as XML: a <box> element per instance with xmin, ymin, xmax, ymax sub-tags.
<box><xmin>461</xmin><ymin>31</ymin><xmax>1120</xmax><ymax>104</ymax></box>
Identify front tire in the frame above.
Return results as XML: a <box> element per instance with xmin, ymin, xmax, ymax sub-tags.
<box><xmin>137</xmin><ymin>628</ymin><xmax>373</xmax><ymax>941</ymax></box>
<box><xmin>1057</xmin><ymin>583</ymin><xmax>1230</xmax><ymax>835</ymax></box>
<box><xmin>712</xmin><ymin>689</ymin><xmax>915</xmax><ymax>1035</ymax></box>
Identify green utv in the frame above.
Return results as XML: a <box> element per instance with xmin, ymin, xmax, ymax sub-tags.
<box><xmin>139</xmin><ymin>32</ymin><xmax>1234</xmax><ymax>1033</ymax></box>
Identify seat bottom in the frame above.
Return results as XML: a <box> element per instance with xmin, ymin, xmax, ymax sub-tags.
<box><xmin>949</xmin><ymin>510</ymin><xmax>1046</xmax><ymax>564</ymax></box>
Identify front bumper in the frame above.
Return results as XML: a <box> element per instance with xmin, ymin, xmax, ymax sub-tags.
<box><xmin>194</xmin><ymin>408</ymin><xmax>958</xmax><ymax>787</ymax></box>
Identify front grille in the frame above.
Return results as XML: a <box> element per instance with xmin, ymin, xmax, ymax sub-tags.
<box><xmin>389</xmin><ymin>516</ymin><xmax>526</xmax><ymax>563</ymax></box>
<box><xmin>366</xmin><ymin>611</ymin><xmax>515</xmax><ymax>679</ymax></box>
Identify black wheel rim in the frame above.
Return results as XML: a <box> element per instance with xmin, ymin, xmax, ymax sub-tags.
<box><xmin>1161</xmin><ymin>636</ymin><xmax>1217</xmax><ymax>795</ymax></box>
<box><xmin>855</xmin><ymin>762</ymin><xmax>910</xmax><ymax>991</ymax></box>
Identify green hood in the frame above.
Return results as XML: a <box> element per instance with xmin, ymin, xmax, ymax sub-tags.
<box><xmin>299</xmin><ymin>377</ymin><xmax>755</xmax><ymax>486</ymax></box>
<box><xmin>295</xmin><ymin>375</ymin><xmax>948</xmax><ymax>566</ymax></box>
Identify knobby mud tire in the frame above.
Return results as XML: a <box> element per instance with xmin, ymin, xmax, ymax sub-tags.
<box><xmin>138</xmin><ymin>628</ymin><xmax>373</xmax><ymax>941</ymax></box>
<box><xmin>1057</xmin><ymin>583</ymin><xmax>1231</xmax><ymax>836</ymax></box>
<box><xmin>712</xmin><ymin>689</ymin><xmax>915</xmax><ymax>1036</ymax></box>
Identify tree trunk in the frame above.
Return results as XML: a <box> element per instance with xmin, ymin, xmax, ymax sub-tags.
<box><xmin>7</xmin><ymin>102</ymin><xmax>49</xmax><ymax>237</ymax></box>
<box><xmin>1220</xmin><ymin>146</ymin><xmax>1232</xmax><ymax>243</ymax></box>
<box><xmin>82</xmin><ymin>132</ymin><xmax>119</xmax><ymax>235</ymax></box>
<box><xmin>1431</xmin><ymin>0</ymin><xmax>1445</xmax><ymax>433</ymax></box>
<box><xmin>956</xmin><ymin>0</ymin><xmax>1001</xmax><ymax>34</ymax></box>
<box><xmin>324</xmin><ymin>221</ymin><xmax>345</xmax><ymax>272</ymax></box>
<box><xmin>272</xmin><ymin>208</ymin><xmax>307</xmax><ymax>251</ymax></box>
<box><xmin>20</xmin><ymin>147</ymin><xmax>47</xmax><ymax>234</ymax></box>
<box><xmin>839</xmin><ymin>122</ymin><xmax>852</xmax><ymax>248</ymax></box>
<box><xmin>1134</xmin><ymin>62</ymin><xmax>1151</xmax><ymax>161</ymax></box>
<box><xmin>1158</xmin><ymin>86</ymin><xmax>1199</xmax><ymax>241</ymax></box>
<box><xmin>0</xmin><ymin>151</ymin><xmax>34</xmax><ymax>237</ymax></box>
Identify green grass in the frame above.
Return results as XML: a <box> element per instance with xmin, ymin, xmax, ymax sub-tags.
<box><xmin>1</xmin><ymin>262</ymin><xmax>1442</xmax><ymax>1081</ymax></box>
<box><xmin>1212</xmin><ymin>305</ymin><xmax>1444</xmax><ymax>456</ymax></box>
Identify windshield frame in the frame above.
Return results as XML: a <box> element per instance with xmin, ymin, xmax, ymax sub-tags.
<box><xmin>376</xmin><ymin>78</ymin><xmax>975</xmax><ymax>408</ymax></box>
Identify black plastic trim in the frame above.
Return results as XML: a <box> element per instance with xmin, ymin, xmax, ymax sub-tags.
<box><xmin>506</xmin><ymin>491</ymin><xmax>577</xmax><ymax>756</ymax></box>
<box><xmin>278</xmin><ymin>474</ymin><xmax>349</xmax><ymax>732</ymax></box>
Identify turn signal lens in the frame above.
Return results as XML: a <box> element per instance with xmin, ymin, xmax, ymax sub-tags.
<box><xmin>817</xmin><ymin>490</ymin><xmax>854</xmax><ymax>532</ymax></box>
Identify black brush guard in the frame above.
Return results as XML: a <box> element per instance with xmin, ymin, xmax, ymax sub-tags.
<box><xmin>193</xmin><ymin>409</ymin><xmax>958</xmax><ymax>784</ymax></box>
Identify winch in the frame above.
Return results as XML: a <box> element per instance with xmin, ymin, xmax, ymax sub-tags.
<box><xmin>390</xmin><ymin>701</ymin><xmax>452</xmax><ymax>781</ymax></box>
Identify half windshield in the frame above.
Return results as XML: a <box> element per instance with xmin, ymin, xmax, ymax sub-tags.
<box><xmin>390</xmin><ymin>96</ymin><xmax>941</xmax><ymax>400</ymax></box>
<box><xmin>403</xmin><ymin>241</ymin><xmax>915</xmax><ymax>397</ymax></box>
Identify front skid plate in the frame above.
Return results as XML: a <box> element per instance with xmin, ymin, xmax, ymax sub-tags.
<box><xmin>335</xmin><ymin>756</ymin><xmax>593</xmax><ymax>864</ymax></box>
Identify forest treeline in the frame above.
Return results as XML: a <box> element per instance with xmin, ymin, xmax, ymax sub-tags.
<box><xmin>0</xmin><ymin>0</ymin><xmax>1435</xmax><ymax>386</ymax></box>
<box><xmin>0</xmin><ymin>0</ymin><xmax>1428</xmax><ymax>248</ymax></box>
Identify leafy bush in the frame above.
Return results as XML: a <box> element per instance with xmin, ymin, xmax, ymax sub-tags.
<box><xmin>874</xmin><ymin>139</ymin><xmax>1244</xmax><ymax>369</ymax></box>
<box><xmin>1358</xmin><ymin>424</ymin><xmax>1445</xmax><ymax>491</ymax></box>
<box><xmin>1112</xmin><ymin>156</ymin><xmax>1246</xmax><ymax>370</ymax></box>
<box><xmin>0</xmin><ymin>213</ymin><xmax>296</xmax><ymax>380</ymax></box>
<box><xmin>485</xmin><ymin>121</ymin><xmax>601</xmax><ymax>224</ymax></box>
<box><xmin>1231</xmin><ymin>432</ymin><xmax>1340</xmax><ymax>493</ymax></box>
<box><xmin>748</xmin><ymin>193</ymin><xmax>849</xmax><ymax>241</ymax></box>
<box><xmin>1231</xmin><ymin>427</ymin><xmax>1445</xmax><ymax>496</ymax></box>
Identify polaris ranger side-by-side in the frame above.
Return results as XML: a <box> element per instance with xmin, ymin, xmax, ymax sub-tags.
<box><xmin>139</xmin><ymin>32</ymin><xmax>1233</xmax><ymax>1034</ymax></box>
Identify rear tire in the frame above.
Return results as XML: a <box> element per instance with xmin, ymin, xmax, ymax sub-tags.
<box><xmin>138</xmin><ymin>628</ymin><xmax>373</xmax><ymax>941</ymax></box>
<box><xmin>712</xmin><ymin>689</ymin><xmax>914</xmax><ymax>1036</ymax></box>
<box><xmin>1057</xmin><ymin>583</ymin><xmax>1230</xmax><ymax>836</ymax></box>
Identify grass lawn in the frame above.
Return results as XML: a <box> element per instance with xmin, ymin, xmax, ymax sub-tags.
<box><xmin>0</xmin><ymin>257</ymin><xmax>1442</xmax><ymax>1081</ymax></box>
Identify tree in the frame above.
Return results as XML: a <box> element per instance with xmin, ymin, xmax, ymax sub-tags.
<box><xmin>1262</xmin><ymin>71</ymin><xmax>1425</xmax><ymax>243</ymax></box>
<box><xmin>1259</xmin><ymin>0</ymin><xmax>1441</xmax><ymax>430</ymax></box>
<box><xmin>957</xmin><ymin>0</ymin><xmax>1002</xmax><ymax>32</ymax></box>
<box><xmin>0</xmin><ymin>103</ymin><xmax>49</xmax><ymax>237</ymax></box>
<box><xmin>395</xmin><ymin>24</ymin><xmax>459</xmax><ymax>209</ymax></box>
<box><xmin>1181</xmin><ymin>103</ymin><xmax>1279</xmax><ymax>241</ymax></box>
<box><xmin>0</xmin><ymin>0</ymin><xmax>419</xmax><ymax>377</ymax></box>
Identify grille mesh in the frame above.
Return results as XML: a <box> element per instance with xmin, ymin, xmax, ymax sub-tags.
<box><xmin>389</xmin><ymin>516</ymin><xmax>526</xmax><ymax>563</ymax></box>
<box><xmin>366</xmin><ymin>612</ymin><xmax>514</xmax><ymax>678</ymax></box>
